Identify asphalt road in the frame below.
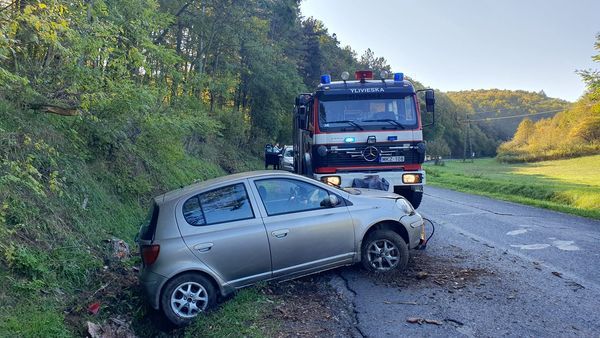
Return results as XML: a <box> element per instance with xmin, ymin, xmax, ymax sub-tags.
<box><xmin>330</xmin><ymin>186</ymin><xmax>600</xmax><ymax>337</ymax></box>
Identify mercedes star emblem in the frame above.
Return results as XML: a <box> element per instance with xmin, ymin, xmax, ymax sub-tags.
<box><xmin>362</xmin><ymin>146</ymin><xmax>379</xmax><ymax>162</ymax></box>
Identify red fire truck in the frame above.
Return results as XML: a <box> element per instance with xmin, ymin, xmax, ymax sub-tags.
<box><xmin>293</xmin><ymin>70</ymin><xmax>435</xmax><ymax>208</ymax></box>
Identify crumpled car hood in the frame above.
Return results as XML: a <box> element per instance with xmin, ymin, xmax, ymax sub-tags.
<box><xmin>344</xmin><ymin>188</ymin><xmax>401</xmax><ymax>200</ymax></box>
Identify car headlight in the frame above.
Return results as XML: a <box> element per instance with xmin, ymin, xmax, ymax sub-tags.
<box><xmin>396</xmin><ymin>198</ymin><xmax>415</xmax><ymax>215</ymax></box>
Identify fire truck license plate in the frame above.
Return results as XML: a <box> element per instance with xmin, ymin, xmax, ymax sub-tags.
<box><xmin>380</xmin><ymin>156</ymin><xmax>405</xmax><ymax>163</ymax></box>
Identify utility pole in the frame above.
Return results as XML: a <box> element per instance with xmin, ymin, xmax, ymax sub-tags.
<box><xmin>467</xmin><ymin>120</ymin><xmax>473</xmax><ymax>162</ymax></box>
<box><xmin>463</xmin><ymin>120</ymin><xmax>468</xmax><ymax>162</ymax></box>
<box><xmin>462</xmin><ymin>119</ymin><xmax>473</xmax><ymax>163</ymax></box>
<box><xmin>463</xmin><ymin>120</ymin><xmax>469</xmax><ymax>162</ymax></box>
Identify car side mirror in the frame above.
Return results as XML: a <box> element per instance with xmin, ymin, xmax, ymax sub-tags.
<box><xmin>320</xmin><ymin>195</ymin><xmax>340</xmax><ymax>208</ymax></box>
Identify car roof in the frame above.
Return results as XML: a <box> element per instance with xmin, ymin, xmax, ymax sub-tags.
<box><xmin>155</xmin><ymin>170</ymin><xmax>300</xmax><ymax>204</ymax></box>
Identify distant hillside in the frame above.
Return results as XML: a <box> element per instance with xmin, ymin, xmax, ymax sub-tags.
<box><xmin>447</xmin><ymin>89</ymin><xmax>571</xmax><ymax>141</ymax></box>
<box><xmin>497</xmin><ymin>34</ymin><xmax>600</xmax><ymax>163</ymax></box>
<box><xmin>497</xmin><ymin>92</ymin><xmax>600</xmax><ymax>162</ymax></box>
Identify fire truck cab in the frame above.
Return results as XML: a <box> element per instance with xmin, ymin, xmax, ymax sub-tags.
<box><xmin>293</xmin><ymin>70</ymin><xmax>435</xmax><ymax>208</ymax></box>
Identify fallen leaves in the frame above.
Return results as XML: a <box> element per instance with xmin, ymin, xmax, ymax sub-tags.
<box><xmin>367</xmin><ymin>249</ymin><xmax>491</xmax><ymax>293</ymax></box>
<box><xmin>87</xmin><ymin>302</ymin><xmax>100</xmax><ymax>315</ymax></box>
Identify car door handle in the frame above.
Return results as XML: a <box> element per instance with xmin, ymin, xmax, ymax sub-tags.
<box><xmin>194</xmin><ymin>242</ymin><xmax>213</xmax><ymax>252</ymax></box>
<box><xmin>271</xmin><ymin>229</ymin><xmax>289</xmax><ymax>238</ymax></box>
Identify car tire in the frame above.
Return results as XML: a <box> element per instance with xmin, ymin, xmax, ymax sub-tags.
<box><xmin>160</xmin><ymin>273</ymin><xmax>217</xmax><ymax>327</ymax></box>
<box><xmin>361</xmin><ymin>230</ymin><xmax>409</xmax><ymax>273</ymax></box>
<box><xmin>403</xmin><ymin>190</ymin><xmax>423</xmax><ymax>209</ymax></box>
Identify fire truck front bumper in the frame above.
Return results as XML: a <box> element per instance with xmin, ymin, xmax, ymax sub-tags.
<box><xmin>314</xmin><ymin>170</ymin><xmax>426</xmax><ymax>192</ymax></box>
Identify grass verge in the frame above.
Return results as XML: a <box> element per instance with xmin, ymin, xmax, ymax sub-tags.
<box><xmin>185</xmin><ymin>287</ymin><xmax>274</xmax><ymax>338</ymax></box>
<box><xmin>424</xmin><ymin>156</ymin><xmax>600</xmax><ymax>219</ymax></box>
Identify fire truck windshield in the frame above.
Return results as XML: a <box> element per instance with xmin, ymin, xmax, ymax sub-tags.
<box><xmin>318</xmin><ymin>95</ymin><xmax>417</xmax><ymax>131</ymax></box>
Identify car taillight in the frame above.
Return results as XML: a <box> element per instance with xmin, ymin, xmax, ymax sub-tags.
<box><xmin>141</xmin><ymin>244</ymin><xmax>160</xmax><ymax>266</ymax></box>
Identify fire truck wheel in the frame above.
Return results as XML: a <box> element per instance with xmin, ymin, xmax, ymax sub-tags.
<box><xmin>403</xmin><ymin>190</ymin><xmax>423</xmax><ymax>209</ymax></box>
<box><xmin>302</xmin><ymin>154</ymin><xmax>312</xmax><ymax>175</ymax></box>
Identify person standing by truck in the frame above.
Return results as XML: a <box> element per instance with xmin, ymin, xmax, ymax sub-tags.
<box><xmin>264</xmin><ymin>143</ymin><xmax>283</xmax><ymax>169</ymax></box>
<box><xmin>272</xmin><ymin>143</ymin><xmax>281</xmax><ymax>169</ymax></box>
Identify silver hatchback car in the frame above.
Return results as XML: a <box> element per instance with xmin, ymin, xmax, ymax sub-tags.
<box><xmin>138</xmin><ymin>171</ymin><xmax>424</xmax><ymax>326</ymax></box>
<box><xmin>279</xmin><ymin>145</ymin><xmax>294</xmax><ymax>172</ymax></box>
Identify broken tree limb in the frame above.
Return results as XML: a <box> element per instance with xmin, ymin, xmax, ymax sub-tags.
<box><xmin>29</xmin><ymin>103</ymin><xmax>79</xmax><ymax>116</ymax></box>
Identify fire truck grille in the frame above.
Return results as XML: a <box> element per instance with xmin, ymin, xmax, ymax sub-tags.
<box><xmin>312</xmin><ymin>143</ymin><xmax>423</xmax><ymax>168</ymax></box>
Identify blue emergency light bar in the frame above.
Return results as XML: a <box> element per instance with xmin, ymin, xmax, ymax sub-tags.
<box><xmin>320</xmin><ymin>74</ymin><xmax>331</xmax><ymax>84</ymax></box>
<box><xmin>394</xmin><ymin>72</ymin><xmax>404</xmax><ymax>82</ymax></box>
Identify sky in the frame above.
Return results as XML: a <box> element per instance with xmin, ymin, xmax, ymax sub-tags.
<box><xmin>300</xmin><ymin>0</ymin><xmax>600</xmax><ymax>102</ymax></box>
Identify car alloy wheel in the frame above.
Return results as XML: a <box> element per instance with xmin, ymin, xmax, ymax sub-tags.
<box><xmin>361</xmin><ymin>229</ymin><xmax>409</xmax><ymax>273</ymax></box>
<box><xmin>161</xmin><ymin>273</ymin><xmax>216</xmax><ymax>326</ymax></box>
<box><xmin>367</xmin><ymin>239</ymin><xmax>400</xmax><ymax>271</ymax></box>
<box><xmin>170</xmin><ymin>281</ymin><xmax>209</xmax><ymax>318</ymax></box>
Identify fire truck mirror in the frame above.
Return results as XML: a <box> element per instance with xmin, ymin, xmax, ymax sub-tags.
<box><xmin>297</xmin><ymin>106</ymin><xmax>306</xmax><ymax>116</ymax></box>
<box><xmin>425</xmin><ymin>89</ymin><xmax>435</xmax><ymax>113</ymax></box>
<box><xmin>296</xmin><ymin>106</ymin><xmax>307</xmax><ymax>130</ymax></box>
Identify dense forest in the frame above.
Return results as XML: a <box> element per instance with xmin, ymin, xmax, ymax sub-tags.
<box><xmin>497</xmin><ymin>34</ymin><xmax>600</xmax><ymax>162</ymax></box>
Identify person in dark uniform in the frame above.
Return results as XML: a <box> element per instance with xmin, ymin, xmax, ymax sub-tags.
<box><xmin>272</xmin><ymin>143</ymin><xmax>281</xmax><ymax>169</ymax></box>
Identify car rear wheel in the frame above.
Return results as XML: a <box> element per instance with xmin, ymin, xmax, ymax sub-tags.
<box><xmin>160</xmin><ymin>273</ymin><xmax>216</xmax><ymax>327</ymax></box>
<box><xmin>361</xmin><ymin>230</ymin><xmax>409</xmax><ymax>273</ymax></box>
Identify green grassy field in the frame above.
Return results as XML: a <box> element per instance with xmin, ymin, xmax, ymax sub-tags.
<box><xmin>424</xmin><ymin>155</ymin><xmax>600</xmax><ymax>219</ymax></box>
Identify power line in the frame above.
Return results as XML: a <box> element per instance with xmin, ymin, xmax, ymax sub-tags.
<box><xmin>460</xmin><ymin>109</ymin><xmax>565</xmax><ymax>123</ymax></box>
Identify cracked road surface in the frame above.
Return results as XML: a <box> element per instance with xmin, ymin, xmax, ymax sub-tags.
<box><xmin>329</xmin><ymin>186</ymin><xmax>600</xmax><ymax>337</ymax></box>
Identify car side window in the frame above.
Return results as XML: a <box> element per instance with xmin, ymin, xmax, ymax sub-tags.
<box><xmin>255</xmin><ymin>178</ymin><xmax>333</xmax><ymax>216</ymax></box>
<box><xmin>182</xmin><ymin>183</ymin><xmax>254</xmax><ymax>226</ymax></box>
<box><xmin>182</xmin><ymin>196</ymin><xmax>205</xmax><ymax>226</ymax></box>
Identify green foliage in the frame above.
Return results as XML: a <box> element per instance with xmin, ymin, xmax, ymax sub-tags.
<box><xmin>424</xmin><ymin>157</ymin><xmax>600</xmax><ymax>219</ymax></box>
<box><xmin>498</xmin><ymin>91</ymin><xmax>600</xmax><ymax>162</ymax></box>
<box><xmin>447</xmin><ymin>89</ymin><xmax>571</xmax><ymax>141</ymax></box>
<box><xmin>4</xmin><ymin>245</ymin><xmax>49</xmax><ymax>280</ymax></box>
<box><xmin>576</xmin><ymin>33</ymin><xmax>600</xmax><ymax>95</ymax></box>
<box><xmin>185</xmin><ymin>288</ymin><xmax>274</xmax><ymax>338</ymax></box>
<box><xmin>412</xmin><ymin>83</ymin><xmax>500</xmax><ymax>158</ymax></box>
<box><xmin>0</xmin><ymin>305</ymin><xmax>72</xmax><ymax>338</ymax></box>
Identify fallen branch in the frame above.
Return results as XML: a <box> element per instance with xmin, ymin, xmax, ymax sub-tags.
<box><xmin>90</xmin><ymin>282</ymin><xmax>111</xmax><ymax>298</ymax></box>
<box><xmin>29</xmin><ymin>103</ymin><xmax>79</xmax><ymax>116</ymax></box>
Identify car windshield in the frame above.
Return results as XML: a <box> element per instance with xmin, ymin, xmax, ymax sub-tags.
<box><xmin>284</xmin><ymin>148</ymin><xmax>293</xmax><ymax>157</ymax></box>
<box><xmin>318</xmin><ymin>96</ymin><xmax>417</xmax><ymax>131</ymax></box>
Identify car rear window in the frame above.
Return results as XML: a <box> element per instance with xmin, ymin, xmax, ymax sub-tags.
<box><xmin>140</xmin><ymin>202</ymin><xmax>159</xmax><ymax>241</ymax></box>
<box><xmin>183</xmin><ymin>183</ymin><xmax>254</xmax><ymax>226</ymax></box>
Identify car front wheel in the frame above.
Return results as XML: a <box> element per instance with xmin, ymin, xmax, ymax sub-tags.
<box><xmin>160</xmin><ymin>273</ymin><xmax>216</xmax><ymax>327</ymax></box>
<box><xmin>361</xmin><ymin>230</ymin><xmax>409</xmax><ymax>273</ymax></box>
